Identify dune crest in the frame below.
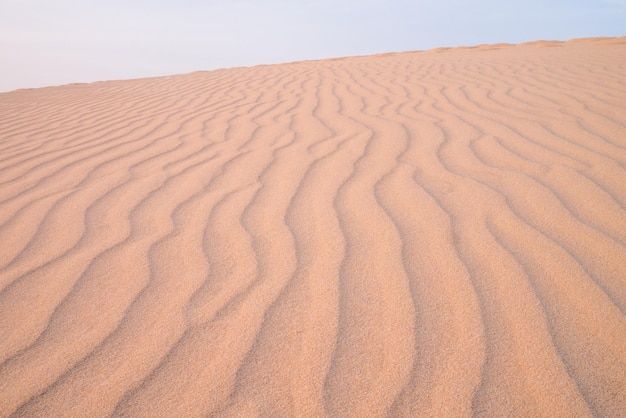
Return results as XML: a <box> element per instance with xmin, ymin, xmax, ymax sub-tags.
<box><xmin>1</xmin><ymin>37</ymin><xmax>626</xmax><ymax>417</ymax></box>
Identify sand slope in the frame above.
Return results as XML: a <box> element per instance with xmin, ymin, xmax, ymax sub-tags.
<box><xmin>1</xmin><ymin>37</ymin><xmax>626</xmax><ymax>417</ymax></box>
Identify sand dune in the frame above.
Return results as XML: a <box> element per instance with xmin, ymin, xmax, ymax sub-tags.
<box><xmin>1</xmin><ymin>37</ymin><xmax>626</xmax><ymax>417</ymax></box>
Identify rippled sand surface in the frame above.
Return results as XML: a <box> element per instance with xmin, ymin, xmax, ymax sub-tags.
<box><xmin>1</xmin><ymin>37</ymin><xmax>626</xmax><ymax>417</ymax></box>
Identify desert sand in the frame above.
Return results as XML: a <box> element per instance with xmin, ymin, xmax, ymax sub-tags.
<box><xmin>1</xmin><ymin>36</ymin><xmax>626</xmax><ymax>417</ymax></box>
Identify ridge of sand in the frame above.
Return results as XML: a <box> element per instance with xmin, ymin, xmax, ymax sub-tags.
<box><xmin>1</xmin><ymin>37</ymin><xmax>626</xmax><ymax>417</ymax></box>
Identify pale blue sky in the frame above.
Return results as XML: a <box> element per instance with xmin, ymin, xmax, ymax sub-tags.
<box><xmin>1</xmin><ymin>0</ymin><xmax>625</xmax><ymax>92</ymax></box>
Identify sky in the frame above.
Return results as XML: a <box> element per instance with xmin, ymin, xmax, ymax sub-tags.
<box><xmin>1</xmin><ymin>0</ymin><xmax>625</xmax><ymax>92</ymax></box>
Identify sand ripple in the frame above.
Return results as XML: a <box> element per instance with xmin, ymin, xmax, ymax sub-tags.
<box><xmin>1</xmin><ymin>37</ymin><xmax>626</xmax><ymax>417</ymax></box>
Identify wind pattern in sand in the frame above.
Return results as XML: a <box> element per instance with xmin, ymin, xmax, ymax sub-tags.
<box><xmin>1</xmin><ymin>37</ymin><xmax>626</xmax><ymax>417</ymax></box>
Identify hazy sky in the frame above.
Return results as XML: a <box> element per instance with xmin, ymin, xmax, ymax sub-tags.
<box><xmin>1</xmin><ymin>0</ymin><xmax>625</xmax><ymax>92</ymax></box>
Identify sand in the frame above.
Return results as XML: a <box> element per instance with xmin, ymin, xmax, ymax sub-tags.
<box><xmin>1</xmin><ymin>36</ymin><xmax>626</xmax><ymax>417</ymax></box>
